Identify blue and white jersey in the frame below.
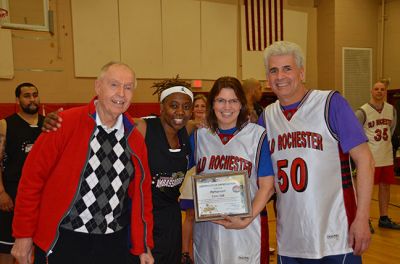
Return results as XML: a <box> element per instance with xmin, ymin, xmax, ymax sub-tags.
<box><xmin>193</xmin><ymin>123</ymin><xmax>271</xmax><ymax>264</ymax></box>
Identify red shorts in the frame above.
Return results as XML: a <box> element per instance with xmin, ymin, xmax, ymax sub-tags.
<box><xmin>374</xmin><ymin>165</ymin><xmax>396</xmax><ymax>185</ymax></box>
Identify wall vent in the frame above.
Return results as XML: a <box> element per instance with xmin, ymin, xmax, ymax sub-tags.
<box><xmin>342</xmin><ymin>47</ymin><xmax>372</xmax><ymax>110</ymax></box>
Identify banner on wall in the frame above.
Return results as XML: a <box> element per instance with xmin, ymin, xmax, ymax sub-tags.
<box><xmin>244</xmin><ymin>0</ymin><xmax>283</xmax><ymax>51</ymax></box>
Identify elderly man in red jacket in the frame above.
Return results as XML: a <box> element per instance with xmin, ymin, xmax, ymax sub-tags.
<box><xmin>11</xmin><ymin>62</ymin><xmax>154</xmax><ymax>264</ymax></box>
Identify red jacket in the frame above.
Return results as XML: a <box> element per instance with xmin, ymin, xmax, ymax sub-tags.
<box><xmin>13</xmin><ymin>98</ymin><xmax>153</xmax><ymax>255</ymax></box>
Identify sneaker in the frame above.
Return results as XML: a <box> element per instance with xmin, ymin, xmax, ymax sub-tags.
<box><xmin>369</xmin><ymin>219</ymin><xmax>375</xmax><ymax>234</ymax></box>
<box><xmin>378</xmin><ymin>217</ymin><xmax>400</xmax><ymax>230</ymax></box>
<box><xmin>181</xmin><ymin>252</ymin><xmax>193</xmax><ymax>264</ymax></box>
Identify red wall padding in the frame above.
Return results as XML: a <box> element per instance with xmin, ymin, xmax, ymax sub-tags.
<box><xmin>0</xmin><ymin>103</ymin><xmax>160</xmax><ymax>119</ymax></box>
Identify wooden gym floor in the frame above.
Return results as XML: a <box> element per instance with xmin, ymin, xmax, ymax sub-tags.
<box><xmin>267</xmin><ymin>183</ymin><xmax>400</xmax><ymax>264</ymax></box>
<box><xmin>1</xmin><ymin>183</ymin><xmax>399</xmax><ymax>264</ymax></box>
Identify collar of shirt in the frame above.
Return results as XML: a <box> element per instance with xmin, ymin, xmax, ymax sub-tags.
<box><xmin>281</xmin><ymin>101</ymin><xmax>301</xmax><ymax>111</ymax></box>
<box><xmin>217</xmin><ymin>127</ymin><xmax>237</xmax><ymax>135</ymax></box>
<box><xmin>94</xmin><ymin>100</ymin><xmax>124</xmax><ymax>136</ymax></box>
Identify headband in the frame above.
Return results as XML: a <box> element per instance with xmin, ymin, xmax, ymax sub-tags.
<box><xmin>159</xmin><ymin>86</ymin><xmax>194</xmax><ymax>102</ymax></box>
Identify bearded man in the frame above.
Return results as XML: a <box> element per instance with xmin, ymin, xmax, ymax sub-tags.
<box><xmin>0</xmin><ymin>83</ymin><xmax>44</xmax><ymax>262</ymax></box>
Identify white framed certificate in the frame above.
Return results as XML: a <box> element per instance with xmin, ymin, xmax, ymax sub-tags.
<box><xmin>192</xmin><ymin>170</ymin><xmax>252</xmax><ymax>222</ymax></box>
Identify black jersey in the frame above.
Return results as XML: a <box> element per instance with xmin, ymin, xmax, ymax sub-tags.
<box><xmin>1</xmin><ymin>113</ymin><xmax>44</xmax><ymax>253</ymax></box>
<box><xmin>3</xmin><ymin>113</ymin><xmax>44</xmax><ymax>182</ymax></box>
<box><xmin>145</xmin><ymin>117</ymin><xmax>190</xmax><ymax>209</ymax></box>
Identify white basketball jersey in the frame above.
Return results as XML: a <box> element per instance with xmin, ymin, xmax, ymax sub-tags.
<box><xmin>263</xmin><ymin>90</ymin><xmax>355</xmax><ymax>258</ymax></box>
<box><xmin>193</xmin><ymin>123</ymin><xmax>266</xmax><ymax>264</ymax></box>
<box><xmin>360</xmin><ymin>102</ymin><xmax>394</xmax><ymax>166</ymax></box>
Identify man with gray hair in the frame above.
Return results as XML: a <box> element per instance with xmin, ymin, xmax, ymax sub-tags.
<box><xmin>11</xmin><ymin>62</ymin><xmax>154</xmax><ymax>264</ymax></box>
<box><xmin>259</xmin><ymin>41</ymin><xmax>374</xmax><ymax>263</ymax></box>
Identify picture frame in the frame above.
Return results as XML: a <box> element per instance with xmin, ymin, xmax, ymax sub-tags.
<box><xmin>192</xmin><ymin>170</ymin><xmax>252</xmax><ymax>222</ymax></box>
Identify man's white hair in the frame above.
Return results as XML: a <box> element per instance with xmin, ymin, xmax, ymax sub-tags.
<box><xmin>97</xmin><ymin>61</ymin><xmax>137</xmax><ymax>89</ymax></box>
<box><xmin>263</xmin><ymin>41</ymin><xmax>304</xmax><ymax>71</ymax></box>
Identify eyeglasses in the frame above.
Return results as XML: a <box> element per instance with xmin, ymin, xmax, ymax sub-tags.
<box><xmin>214</xmin><ymin>98</ymin><xmax>240</xmax><ymax>106</ymax></box>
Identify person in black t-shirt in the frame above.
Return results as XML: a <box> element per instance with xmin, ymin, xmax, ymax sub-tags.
<box><xmin>131</xmin><ymin>77</ymin><xmax>194</xmax><ymax>264</ymax></box>
<box><xmin>0</xmin><ymin>83</ymin><xmax>44</xmax><ymax>262</ymax></box>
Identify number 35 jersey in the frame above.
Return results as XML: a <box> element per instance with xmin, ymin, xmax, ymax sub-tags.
<box><xmin>263</xmin><ymin>90</ymin><xmax>356</xmax><ymax>259</ymax></box>
<box><xmin>359</xmin><ymin>102</ymin><xmax>394</xmax><ymax>167</ymax></box>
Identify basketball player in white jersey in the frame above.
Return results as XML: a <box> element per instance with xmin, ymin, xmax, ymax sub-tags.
<box><xmin>258</xmin><ymin>41</ymin><xmax>374</xmax><ymax>264</ymax></box>
<box><xmin>355</xmin><ymin>81</ymin><xmax>400</xmax><ymax>230</ymax></box>
<box><xmin>190</xmin><ymin>76</ymin><xmax>275</xmax><ymax>264</ymax></box>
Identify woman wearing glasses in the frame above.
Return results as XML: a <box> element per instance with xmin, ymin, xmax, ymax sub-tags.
<box><xmin>189</xmin><ymin>76</ymin><xmax>275</xmax><ymax>264</ymax></box>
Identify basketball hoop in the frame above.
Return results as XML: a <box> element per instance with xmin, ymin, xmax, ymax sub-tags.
<box><xmin>0</xmin><ymin>8</ymin><xmax>8</xmax><ymax>29</ymax></box>
<box><xmin>0</xmin><ymin>8</ymin><xmax>8</xmax><ymax>19</ymax></box>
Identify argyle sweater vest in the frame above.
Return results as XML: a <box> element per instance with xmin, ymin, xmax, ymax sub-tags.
<box><xmin>61</xmin><ymin>126</ymin><xmax>134</xmax><ymax>234</ymax></box>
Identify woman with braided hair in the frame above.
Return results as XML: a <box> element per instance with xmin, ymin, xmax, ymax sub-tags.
<box><xmin>130</xmin><ymin>76</ymin><xmax>194</xmax><ymax>263</ymax></box>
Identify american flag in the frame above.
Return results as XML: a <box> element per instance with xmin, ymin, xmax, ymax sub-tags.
<box><xmin>244</xmin><ymin>0</ymin><xmax>284</xmax><ymax>51</ymax></box>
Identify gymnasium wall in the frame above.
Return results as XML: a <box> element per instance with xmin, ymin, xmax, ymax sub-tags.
<box><xmin>383</xmin><ymin>0</ymin><xmax>400</xmax><ymax>89</ymax></box>
<box><xmin>0</xmin><ymin>0</ymin><xmax>399</xmax><ymax>118</ymax></box>
<box><xmin>0</xmin><ymin>0</ymin><xmax>316</xmax><ymax>110</ymax></box>
<box><xmin>334</xmin><ymin>0</ymin><xmax>380</xmax><ymax>90</ymax></box>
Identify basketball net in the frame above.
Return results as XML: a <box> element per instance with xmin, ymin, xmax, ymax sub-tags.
<box><xmin>0</xmin><ymin>8</ymin><xmax>8</xmax><ymax>28</ymax></box>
